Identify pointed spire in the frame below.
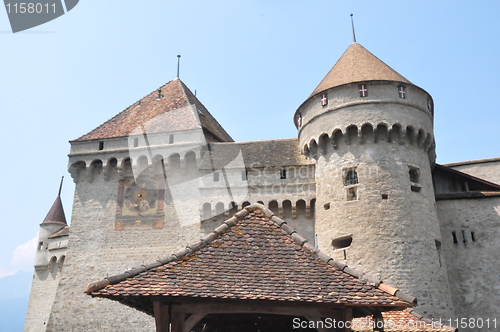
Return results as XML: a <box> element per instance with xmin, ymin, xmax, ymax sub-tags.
<box><xmin>350</xmin><ymin>14</ymin><xmax>357</xmax><ymax>43</ymax></box>
<box><xmin>41</xmin><ymin>179</ymin><xmax>67</xmax><ymax>226</ymax></box>
<box><xmin>310</xmin><ymin>43</ymin><xmax>412</xmax><ymax>97</ymax></box>
<box><xmin>176</xmin><ymin>54</ymin><xmax>181</xmax><ymax>78</ymax></box>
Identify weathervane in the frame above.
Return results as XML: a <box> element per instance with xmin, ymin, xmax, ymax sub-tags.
<box><xmin>350</xmin><ymin>13</ymin><xmax>357</xmax><ymax>43</ymax></box>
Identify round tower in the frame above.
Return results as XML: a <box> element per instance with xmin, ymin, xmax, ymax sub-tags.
<box><xmin>295</xmin><ymin>43</ymin><xmax>453</xmax><ymax>318</ymax></box>
<box><xmin>34</xmin><ymin>181</ymin><xmax>67</xmax><ymax>270</ymax></box>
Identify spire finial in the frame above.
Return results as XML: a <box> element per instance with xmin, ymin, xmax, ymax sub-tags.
<box><xmin>350</xmin><ymin>13</ymin><xmax>357</xmax><ymax>43</ymax></box>
<box><xmin>176</xmin><ymin>54</ymin><xmax>181</xmax><ymax>78</ymax></box>
<box><xmin>58</xmin><ymin>176</ymin><xmax>64</xmax><ymax>197</ymax></box>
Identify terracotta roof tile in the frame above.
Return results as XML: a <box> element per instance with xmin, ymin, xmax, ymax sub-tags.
<box><xmin>73</xmin><ymin>79</ymin><xmax>232</xmax><ymax>142</ymax></box>
<box><xmin>310</xmin><ymin>43</ymin><xmax>411</xmax><ymax>97</ymax></box>
<box><xmin>86</xmin><ymin>204</ymin><xmax>414</xmax><ymax>316</ymax></box>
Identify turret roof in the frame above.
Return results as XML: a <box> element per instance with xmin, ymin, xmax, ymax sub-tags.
<box><xmin>41</xmin><ymin>196</ymin><xmax>67</xmax><ymax>226</ymax></box>
<box><xmin>73</xmin><ymin>78</ymin><xmax>233</xmax><ymax>143</ymax></box>
<box><xmin>310</xmin><ymin>43</ymin><xmax>411</xmax><ymax>97</ymax></box>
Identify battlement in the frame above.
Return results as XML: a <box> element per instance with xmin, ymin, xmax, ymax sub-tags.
<box><xmin>301</xmin><ymin>121</ymin><xmax>435</xmax><ymax>161</ymax></box>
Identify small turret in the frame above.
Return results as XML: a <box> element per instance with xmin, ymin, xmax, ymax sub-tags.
<box><xmin>34</xmin><ymin>178</ymin><xmax>67</xmax><ymax>270</ymax></box>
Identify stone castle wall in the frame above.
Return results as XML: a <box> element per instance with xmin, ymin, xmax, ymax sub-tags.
<box><xmin>437</xmin><ymin>197</ymin><xmax>500</xmax><ymax>330</ymax></box>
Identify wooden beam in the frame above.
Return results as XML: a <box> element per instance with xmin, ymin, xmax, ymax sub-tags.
<box><xmin>153</xmin><ymin>301</ymin><xmax>170</xmax><ymax>332</ymax></box>
<box><xmin>183</xmin><ymin>312</ymin><xmax>207</xmax><ymax>332</ymax></box>
<box><xmin>172</xmin><ymin>300</ymin><xmax>340</xmax><ymax>318</ymax></box>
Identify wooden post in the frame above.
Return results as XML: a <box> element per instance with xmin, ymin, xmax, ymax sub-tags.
<box><xmin>153</xmin><ymin>301</ymin><xmax>170</xmax><ymax>332</ymax></box>
<box><xmin>170</xmin><ymin>312</ymin><xmax>185</xmax><ymax>332</ymax></box>
<box><xmin>343</xmin><ymin>308</ymin><xmax>352</xmax><ymax>332</ymax></box>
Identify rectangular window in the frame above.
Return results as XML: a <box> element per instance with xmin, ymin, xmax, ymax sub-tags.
<box><xmin>280</xmin><ymin>169</ymin><xmax>287</xmax><ymax>179</ymax></box>
<box><xmin>213</xmin><ymin>172</ymin><xmax>220</xmax><ymax>182</ymax></box>
<box><xmin>98</xmin><ymin>141</ymin><xmax>104</xmax><ymax>150</ymax></box>
<box><xmin>242</xmin><ymin>170</ymin><xmax>248</xmax><ymax>181</ymax></box>
<box><xmin>347</xmin><ymin>187</ymin><xmax>357</xmax><ymax>201</ymax></box>
<box><xmin>169</xmin><ymin>134</ymin><xmax>174</xmax><ymax>144</ymax></box>
<box><xmin>133</xmin><ymin>138</ymin><xmax>139</xmax><ymax>147</ymax></box>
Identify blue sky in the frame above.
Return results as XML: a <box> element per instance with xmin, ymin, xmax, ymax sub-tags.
<box><xmin>1</xmin><ymin>1</ymin><xmax>499</xmax><ymax>280</ymax></box>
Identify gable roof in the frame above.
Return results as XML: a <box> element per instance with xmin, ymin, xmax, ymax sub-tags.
<box><xmin>310</xmin><ymin>43</ymin><xmax>411</xmax><ymax>97</ymax></box>
<box><xmin>73</xmin><ymin>79</ymin><xmax>233</xmax><ymax>143</ymax></box>
<box><xmin>86</xmin><ymin>204</ymin><xmax>415</xmax><ymax>316</ymax></box>
<box><xmin>198</xmin><ymin>138</ymin><xmax>314</xmax><ymax>170</ymax></box>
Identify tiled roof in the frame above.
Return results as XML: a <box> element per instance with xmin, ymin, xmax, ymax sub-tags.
<box><xmin>73</xmin><ymin>79</ymin><xmax>233</xmax><ymax>142</ymax></box>
<box><xmin>48</xmin><ymin>226</ymin><xmax>69</xmax><ymax>239</ymax></box>
<box><xmin>40</xmin><ymin>196</ymin><xmax>67</xmax><ymax>226</ymax></box>
<box><xmin>86</xmin><ymin>204</ymin><xmax>415</xmax><ymax>316</ymax></box>
<box><xmin>353</xmin><ymin>309</ymin><xmax>456</xmax><ymax>332</ymax></box>
<box><xmin>198</xmin><ymin>138</ymin><xmax>314</xmax><ymax>170</ymax></box>
<box><xmin>310</xmin><ymin>43</ymin><xmax>411</xmax><ymax>97</ymax></box>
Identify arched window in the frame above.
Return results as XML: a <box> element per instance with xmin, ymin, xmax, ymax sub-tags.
<box><xmin>345</xmin><ymin>169</ymin><xmax>358</xmax><ymax>185</ymax></box>
<box><xmin>202</xmin><ymin>203</ymin><xmax>212</xmax><ymax>221</ymax></box>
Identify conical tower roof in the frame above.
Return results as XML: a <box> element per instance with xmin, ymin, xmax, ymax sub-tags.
<box><xmin>73</xmin><ymin>78</ymin><xmax>233</xmax><ymax>143</ymax></box>
<box><xmin>41</xmin><ymin>178</ymin><xmax>67</xmax><ymax>226</ymax></box>
<box><xmin>41</xmin><ymin>196</ymin><xmax>67</xmax><ymax>226</ymax></box>
<box><xmin>310</xmin><ymin>43</ymin><xmax>411</xmax><ymax>97</ymax></box>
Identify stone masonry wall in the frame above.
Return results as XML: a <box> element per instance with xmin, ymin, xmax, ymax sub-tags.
<box><xmin>437</xmin><ymin>197</ymin><xmax>500</xmax><ymax>331</ymax></box>
<box><xmin>45</xmin><ymin>168</ymin><xmax>201</xmax><ymax>331</ymax></box>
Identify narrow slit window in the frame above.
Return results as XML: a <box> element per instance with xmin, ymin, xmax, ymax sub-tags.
<box><xmin>213</xmin><ymin>172</ymin><xmax>220</xmax><ymax>182</ymax></box>
<box><xmin>452</xmin><ymin>231</ymin><xmax>458</xmax><ymax>244</ymax></box>
<box><xmin>409</xmin><ymin>168</ymin><xmax>419</xmax><ymax>183</ymax></box>
<box><xmin>169</xmin><ymin>135</ymin><xmax>174</xmax><ymax>144</ymax></box>
<box><xmin>242</xmin><ymin>170</ymin><xmax>248</xmax><ymax>181</ymax></box>
<box><xmin>133</xmin><ymin>138</ymin><xmax>139</xmax><ymax>147</ymax></box>
<box><xmin>280</xmin><ymin>169</ymin><xmax>287</xmax><ymax>179</ymax></box>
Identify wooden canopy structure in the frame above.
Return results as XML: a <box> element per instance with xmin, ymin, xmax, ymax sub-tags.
<box><xmin>86</xmin><ymin>204</ymin><xmax>417</xmax><ymax>332</ymax></box>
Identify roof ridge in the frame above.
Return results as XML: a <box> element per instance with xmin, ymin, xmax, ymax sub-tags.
<box><xmin>72</xmin><ymin>79</ymin><xmax>180</xmax><ymax>142</ymax></box>
<box><xmin>443</xmin><ymin>156</ymin><xmax>500</xmax><ymax>167</ymax></box>
<box><xmin>86</xmin><ymin>204</ymin><xmax>415</xmax><ymax>307</ymax></box>
<box><xmin>178</xmin><ymin>80</ymin><xmax>234</xmax><ymax>142</ymax></box>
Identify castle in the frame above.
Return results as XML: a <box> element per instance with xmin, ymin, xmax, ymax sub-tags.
<box><xmin>24</xmin><ymin>42</ymin><xmax>500</xmax><ymax>331</ymax></box>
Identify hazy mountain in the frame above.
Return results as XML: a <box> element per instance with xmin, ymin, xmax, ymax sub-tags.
<box><xmin>0</xmin><ymin>271</ymin><xmax>33</xmax><ymax>331</ymax></box>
